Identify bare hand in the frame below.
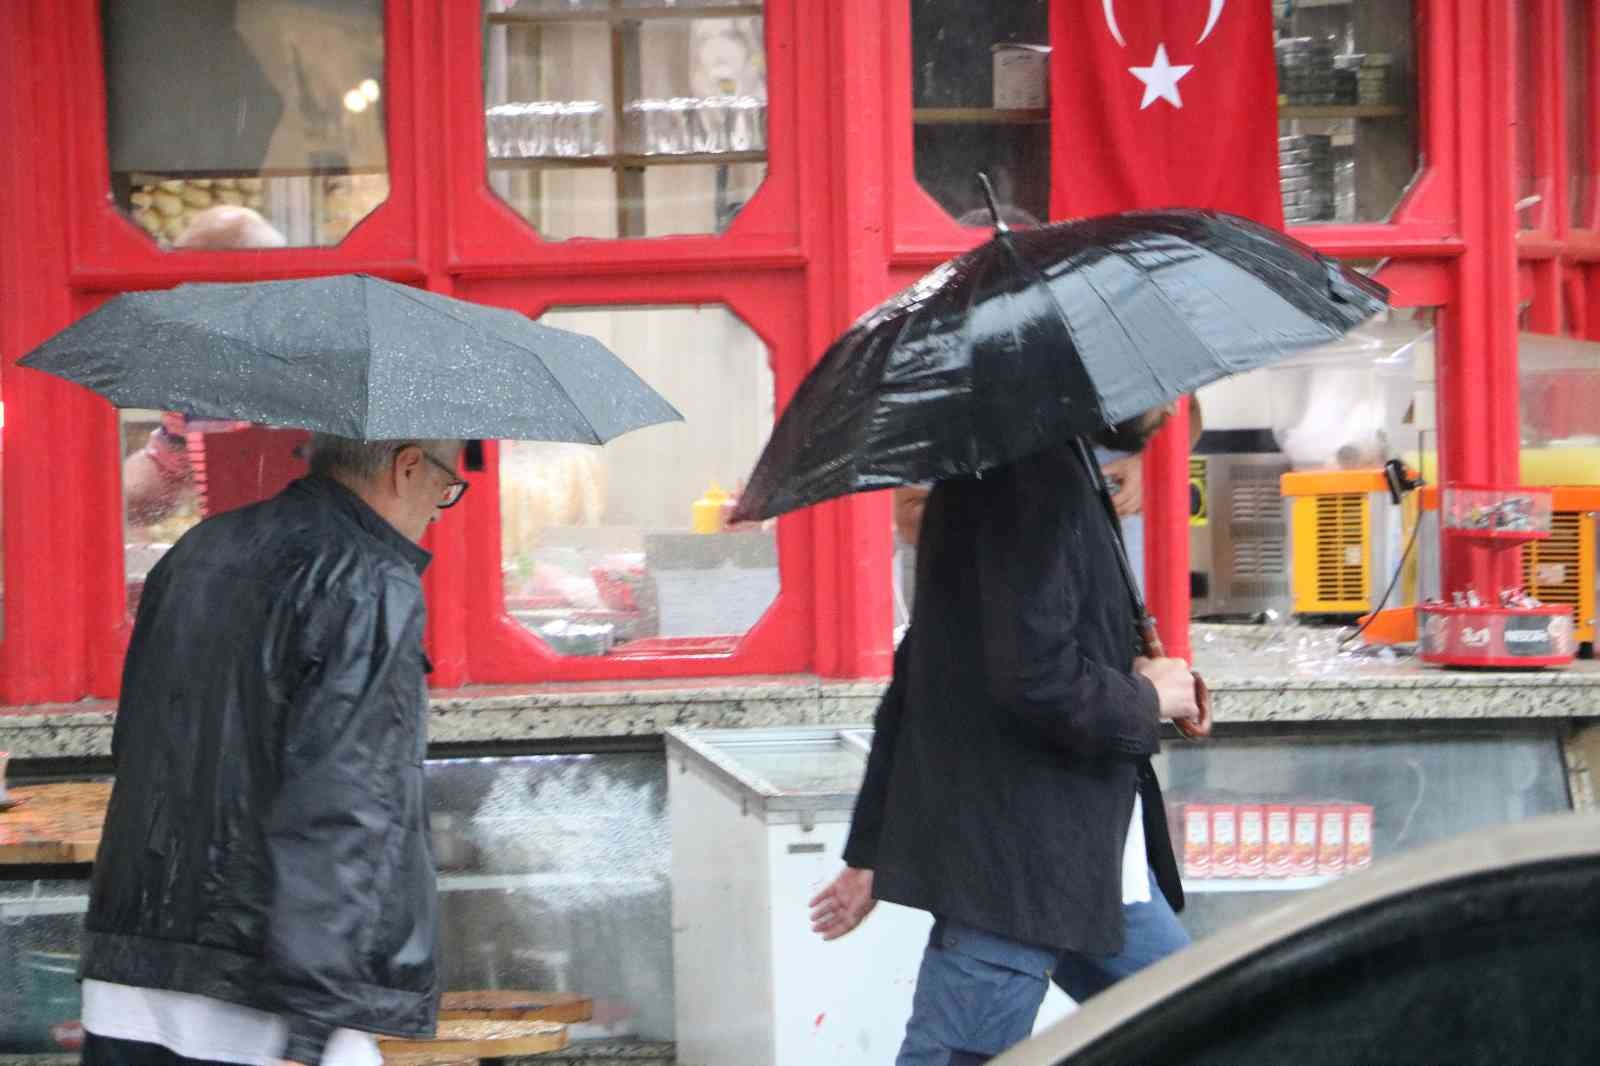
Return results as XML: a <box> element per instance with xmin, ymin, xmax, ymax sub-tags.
<box><xmin>809</xmin><ymin>867</ymin><xmax>877</xmax><ymax>941</ymax></box>
<box><xmin>1102</xmin><ymin>457</ymin><xmax>1142</xmax><ymax>517</ymax></box>
<box><xmin>1134</xmin><ymin>656</ymin><xmax>1200</xmax><ymax>722</ymax></box>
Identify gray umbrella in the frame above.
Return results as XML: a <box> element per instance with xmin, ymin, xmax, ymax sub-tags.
<box><xmin>18</xmin><ymin>274</ymin><xmax>682</xmax><ymax>442</ymax></box>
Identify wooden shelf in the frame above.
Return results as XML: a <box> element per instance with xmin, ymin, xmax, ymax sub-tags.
<box><xmin>488</xmin><ymin>4</ymin><xmax>763</xmax><ymax>26</ymax></box>
<box><xmin>1278</xmin><ymin>103</ymin><xmax>1408</xmax><ymax>120</ymax></box>
<box><xmin>913</xmin><ymin>107</ymin><xmax>1049</xmax><ymax>126</ymax></box>
<box><xmin>490</xmin><ymin>150</ymin><xmax>766</xmax><ymax>170</ymax></box>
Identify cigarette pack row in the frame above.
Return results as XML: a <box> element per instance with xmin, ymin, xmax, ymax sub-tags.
<box><xmin>1171</xmin><ymin>801</ymin><xmax>1373</xmax><ymax>880</ymax></box>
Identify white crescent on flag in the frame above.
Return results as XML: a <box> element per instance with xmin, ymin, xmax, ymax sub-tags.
<box><xmin>1104</xmin><ymin>1</ymin><xmax>1228</xmax><ymax>48</ymax></box>
<box><xmin>1102</xmin><ymin>0</ymin><xmax>1126</xmax><ymax>47</ymax></box>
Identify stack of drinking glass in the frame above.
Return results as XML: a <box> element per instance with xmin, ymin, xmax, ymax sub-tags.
<box><xmin>621</xmin><ymin>97</ymin><xmax>767</xmax><ymax>156</ymax></box>
<box><xmin>486</xmin><ymin>101</ymin><xmax>608</xmax><ymax>159</ymax></box>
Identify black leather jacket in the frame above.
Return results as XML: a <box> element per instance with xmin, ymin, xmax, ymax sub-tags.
<box><xmin>82</xmin><ymin>477</ymin><xmax>440</xmax><ymax>1063</ymax></box>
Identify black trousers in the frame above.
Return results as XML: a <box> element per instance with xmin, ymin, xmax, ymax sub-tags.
<box><xmin>82</xmin><ymin>1033</ymin><xmax>239</xmax><ymax>1066</ymax></box>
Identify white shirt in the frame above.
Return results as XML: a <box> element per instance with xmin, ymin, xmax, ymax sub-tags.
<box><xmin>82</xmin><ymin>981</ymin><xmax>382</xmax><ymax>1066</ymax></box>
<box><xmin>1122</xmin><ymin>794</ymin><xmax>1152</xmax><ymax>904</ymax></box>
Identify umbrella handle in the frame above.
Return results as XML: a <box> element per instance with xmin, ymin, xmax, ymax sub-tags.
<box><xmin>1139</xmin><ymin>616</ymin><xmax>1212</xmax><ymax>739</ymax></box>
<box><xmin>1072</xmin><ymin>437</ymin><xmax>1211</xmax><ymax>740</ymax></box>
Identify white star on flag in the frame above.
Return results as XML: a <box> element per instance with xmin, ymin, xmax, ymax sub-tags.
<box><xmin>1128</xmin><ymin>44</ymin><xmax>1193</xmax><ymax>110</ymax></box>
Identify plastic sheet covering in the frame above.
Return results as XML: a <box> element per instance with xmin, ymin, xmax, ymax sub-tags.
<box><xmin>732</xmin><ymin>210</ymin><xmax>1387</xmax><ymax>522</ymax></box>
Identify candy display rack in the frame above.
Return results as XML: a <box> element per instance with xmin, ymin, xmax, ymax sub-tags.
<box><xmin>1421</xmin><ymin>484</ymin><xmax>1575</xmax><ymax>667</ymax></box>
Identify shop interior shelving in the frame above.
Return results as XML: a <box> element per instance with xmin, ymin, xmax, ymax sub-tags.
<box><xmin>485</xmin><ymin>2</ymin><xmax>768</xmax><ymax>237</ymax></box>
<box><xmin>1184</xmin><ymin>876</ymin><xmax>1336</xmax><ymax>894</ymax></box>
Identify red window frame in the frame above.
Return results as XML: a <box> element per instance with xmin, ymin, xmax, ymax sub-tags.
<box><xmin>4</xmin><ymin>0</ymin><xmax>1592</xmax><ymax>703</ymax></box>
<box><xmin>0</xmin><ymin>0</ymin><xmax>904</xmax><ymax>703</ymax></box>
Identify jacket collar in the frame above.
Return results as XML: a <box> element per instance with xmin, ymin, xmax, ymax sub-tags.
<box><xmin>290</xmin><ymin>475</ymin><xmax>433</xmax><ymax>575</ymax></box>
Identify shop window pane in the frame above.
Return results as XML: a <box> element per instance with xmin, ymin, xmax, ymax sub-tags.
<box><xmin>1158</xmin><ymin>729</ymin><xmax>1569</xmax><ymax>942</ymax></box>
<box><xmin>502</xmin><ymin>305</ymin><xmax>775</xmax><ymax>656</ymax></box>
<box><xmin>1568</xmin><ymin>0</ymin><xmax>1592</xmax><ymax>229</ymax></box>
<box><xmin>910</xmin><ymin>1</ymin><xmax>1049</xmax><ymax>227</ymax></box>
<box><xmin>1515</xmin><ymin>0</ymin><xmax>1547</xmax><ymax>229</ymax></box>
<box><xmin>427</xmin><ymin>752</ymin><xmax>673</xmax><ymax>1039</ymax></box>
<box><xmin>103</xmin><ymin>1</ymin><xmax>389</xmax><ymax>249</ymax></box>
<box><xmin>1275</xmin><ymin>0</ymin><xmax>1420</xmax><ymax>224</ymax></box>
<box><xmin>122</xmin><ymin>412</ymin><xmax>309</xmax><ymax>619</ymax></box>
<box><xmin>483</xmin><ymin>2</ymin><xmax>768</xmax><ymax>240</ymax></box>
<box><xmin>0</xmin><ymin>878</ymin><xmax>90</xmax><ymax>1054</ymax></box>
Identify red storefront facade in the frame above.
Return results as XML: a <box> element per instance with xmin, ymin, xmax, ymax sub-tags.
<box><xmin>1</xmin><ymin>0</ymin><xmax>1595</xmax><ymax>706</ymax></box>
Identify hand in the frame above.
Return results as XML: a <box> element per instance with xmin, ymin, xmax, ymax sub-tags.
<box><xmin>1134</xmin><ymin>656</ymin><xmax>1199</xmax><ymax>722</ymax></box>
<box><xmin>809</xmin><ymin>867</ymin><xmax>877</xmax><ymax>941</ymax></box>
<box><xmin>1102</xmin><ymin>457</ymin><xmax>1142</xmax><ymax>517</ymax></box>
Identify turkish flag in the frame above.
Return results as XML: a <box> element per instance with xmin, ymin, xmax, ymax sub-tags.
<box><xmin>1050</xmin><ymin>0</ymin><xmax>1282</xmax><ymax>226</ymax></box>
<box><xmin>1050</xmin><ymin>1</ymin><xmax>1284</xmax><ymax>663</ymax></box>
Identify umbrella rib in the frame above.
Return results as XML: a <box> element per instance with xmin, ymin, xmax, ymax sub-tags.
<box><xmin>1000</xmin><ymin>243</ymin><xmax>1117</xmax><ymax>427</ymax></box>
<box><xmin>385</xmin><ymin>284</ymin><xmax>603</xmax><ymax>445</ymax></box>
<box><xmin>1147</xmin><ymin>256</ymin><xmax>1271</xmax><ymax>376</ymax></box>
<box><xmin>1100</xmin><ymin>243</ymin><xmax>1198</xmax><ymax>399</ymax></box>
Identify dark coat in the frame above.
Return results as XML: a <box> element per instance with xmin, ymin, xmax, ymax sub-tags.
<box><xmin>81</xmin><ymin>477</ymin><xmax>440</xmax><ymax>1062</ymax></box>
<box><xmin>843</xmin><ymin>444</ymin><xmax>1183</xmax><ymax>955</ymax></box>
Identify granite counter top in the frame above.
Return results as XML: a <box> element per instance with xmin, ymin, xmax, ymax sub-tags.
<box><xmin>4</xmin><ymin>626</ymin><xmax>1599</xmax><ymax>762</ymax></box>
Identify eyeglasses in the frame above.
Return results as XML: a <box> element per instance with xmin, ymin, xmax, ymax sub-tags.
<box><xmin>419</xmin><ymin>450</ymin><xmax>470</xmax><ymax>509</ymax></box>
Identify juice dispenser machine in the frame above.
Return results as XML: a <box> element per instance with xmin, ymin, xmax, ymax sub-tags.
<box><xmin>1261</xmin><ymin>317</ymin><xmax>1430</xmax><ymax>620</ymax></box>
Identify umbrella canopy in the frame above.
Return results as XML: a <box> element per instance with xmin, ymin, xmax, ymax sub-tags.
<box><xmin>731</xmin><ymin>209</ymin><xmax>1387</xmax><ymax>523</ymax></box>
<box><xmin>18</xmin><ymin>274</ymin><xmax>682</xmax><ymax>443</ymax></box>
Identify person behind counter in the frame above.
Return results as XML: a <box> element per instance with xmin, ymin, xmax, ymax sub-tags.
<box><xmin>122</xmin><ymin>208</ymin><xmax>309</xmax><ymax>534</ymax></box>
<box><xmin>80</xmin><ymin>435</ymin><xmax>469</xmax><ymax>1066</ymax></box>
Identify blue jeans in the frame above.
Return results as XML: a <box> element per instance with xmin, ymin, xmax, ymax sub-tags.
<box><xmin>894</xmin><ymin>870</ymin><xmax>1190</xmax><ymax>1066</ymax></box>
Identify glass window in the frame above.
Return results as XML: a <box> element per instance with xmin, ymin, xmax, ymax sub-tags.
<box><xmin>1022</xmin><ymin>856</ymin><xmax>1600</xmax><ymax>1065</ymax></box>
<box><xmin>1275</xmin><ymin>0</ymin><xmax>1420</xmax><ymax>224</ymax></box>
<box><xmin>102</xmin><ymin>1</ymin><xmax>389</xmax><ymax>249</ymax></box>
<box><xmin>426</xmin><ymin>752</ymin><xmax>673</xmax><ymax>1040</ymax></box>
<box><xmin>1156</xmin><ymin>728</ymin><xmax>1570</xmax><ymax>942</ymax></box>
<box><xmin>482</xmin><ymin>1</ymin><xmax>768</xmax><ymax>240</ymax></box>
<box><xmin>501</xmin><ymin>305</ymin><xmax>775</xmax><ymax>657</ymax></box>
<box><xmin>910</xmin><ymin>0</ymin><xmax>1049</xmax><ymax>227</ymax></box>
<box><xmin>121</xmin><ymin>412</ymin><xmax>309</xmax><ymax>619</ymax></box>
<box><xmin>1516</xmin><ymin>0</ymin><xmax>1548</xmax><ymax>229</ymax></box>
<box><xmin>0</xmin><ymin>878</ymin><xmax>89</xmax><ymax>1054</ymax></box>
<box><xmin>1568</xmin><ymin>0</ymin><xmax>1592</xmax><ymax>229</ymax></box>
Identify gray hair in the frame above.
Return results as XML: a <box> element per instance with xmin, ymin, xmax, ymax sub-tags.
<box><xmin>307</xmin><ymin>434</ymin><xmax>460</xmax><ymax>484</ymax></box>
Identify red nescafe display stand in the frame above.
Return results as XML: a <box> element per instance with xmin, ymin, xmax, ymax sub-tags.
<box><xmin>1419</xmin><ymin>485</ymin><xmax>1576</xmax><ymax>668</ymax></box>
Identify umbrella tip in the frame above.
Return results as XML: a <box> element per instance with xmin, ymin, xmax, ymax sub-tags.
<box><xmin>976</xmin><ymin>173</ymin><xmax>1009</xmax><ymax>235</ymax></box>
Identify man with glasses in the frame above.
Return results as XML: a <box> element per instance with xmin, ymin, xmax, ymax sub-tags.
<box><xmin>80</xmin><ymin>435</ymin><xmax>468</xmax><ymax>1066</ymax></box>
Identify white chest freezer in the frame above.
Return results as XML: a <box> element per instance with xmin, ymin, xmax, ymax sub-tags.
<box><xmin>665</xmin><ymin>726</ymin><xmax>1072</xmax><ymax>1066</ymax></box>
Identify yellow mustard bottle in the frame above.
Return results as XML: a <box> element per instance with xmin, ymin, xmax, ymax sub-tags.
<box><xmin>692</xmin><ymin>482</ymin><xmax>729</xmax><ymax>534</ymax></box>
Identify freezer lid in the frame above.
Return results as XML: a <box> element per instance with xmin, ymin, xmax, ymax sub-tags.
<box><xmin>664</xmin><ymin>726</ymin><xmax>874</xmax><ymax>815</ymax></box>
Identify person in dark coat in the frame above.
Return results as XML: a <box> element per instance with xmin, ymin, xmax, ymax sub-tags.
<box><xmin>809</xmin><ymin>407</ymin><xmax>1200</xmax><ymax>1065</ymax></box>
<box><xmin>79</xmin><ymin>435</ymin><xmax>471</xmax><ymax>1066</ymax></box>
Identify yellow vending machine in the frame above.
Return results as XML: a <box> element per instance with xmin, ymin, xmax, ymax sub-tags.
<box><xmin>1281</xmin><ymin>469</ymin><xmax>1415</xmax><ymax>620</ymax></box>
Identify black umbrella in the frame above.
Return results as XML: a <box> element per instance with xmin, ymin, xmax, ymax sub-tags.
<box><xmin>730</xmin><ymin>201</ymin><xmax>1387</xmax><ymax>523</ymax></box>
<box><xmin>18</xmin><ymin>274</ymin><xmax>681</xmax><ymax>443</ymax></box>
